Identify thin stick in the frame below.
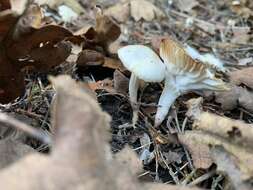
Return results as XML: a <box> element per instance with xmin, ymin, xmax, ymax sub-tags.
<box><xmin>0</xmin><ymin>112</ymin><xmax>51</xmax><ymax>144</ymax></box>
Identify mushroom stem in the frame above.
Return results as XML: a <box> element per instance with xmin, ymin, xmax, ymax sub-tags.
<box><xmin>155</xmin><ymin>78</ymin><xmax>180</xmax><ymax>127</ymax></box>
<box><xmin>129</xmin><ymin>73</ymin><xmax>140</xmax><ymax>127</ymax></box>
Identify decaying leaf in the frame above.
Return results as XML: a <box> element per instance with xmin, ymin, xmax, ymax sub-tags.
<box><xmin>113</xmin><ymin>70</ymin><xmax>129</xmax><ymax>95</ymax></box>
<box><xmin>130</xmin><ymin>0</ymin><xmax>165</xmax><ymax>21</ymax></box>
<box><xmin>211</xmin><ymin>146</ymin><xmax>252</xmax><ymax>190</ymax></box>
<box><xmin>84</xmin><ymin>6</ymin><xmax>121</xmax><ymax>50</ymax></box>
<box><xmin>215</xmin><ymin>85</ymin><xmax>253</xmax><ymax>112</ymax></box>
<box><xmin>105</xmin><ymin>0</ymin><xmax>165</xmax><ymax>22</ymax></box>
<box><xmin>0</xmin><ymin>2</ymin><xmax>74</xmax><ymax>103</ymax></box>
<box><xmin>0</xmin><ymin>139</ymin><xmax>34</xmax><ymax>169</ymax></box>
<box><xmin>105</xmin><ymin>2</ymin><xmax>130</xmax><ymax>23</ymax></box>
<box><xmin>0</xmin><ymin>75</ymin><xmax>199</xmax><ymax>190</ymax></box>
<box><xmin>179</xmin><ymin>109</ymin><xmax>253</xmax><ymax>180</ymax></box>
<box><xmin>229</xmin><ymin>67</ymin><xmax>253</xmax><ymax>89</ymax></box>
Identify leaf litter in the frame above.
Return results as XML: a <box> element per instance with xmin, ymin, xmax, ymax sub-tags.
<box><xmin>1</xmin><ymin>0</ymin><xmax>253</xmax><ymax>190</ymax></box>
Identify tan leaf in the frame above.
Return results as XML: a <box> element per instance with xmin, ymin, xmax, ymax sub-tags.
<box><xmin>130</xmin><ymin>0</ymin><xmax>165</xmax><ymax>21</ymax></box>
<box><xmin>105</xmin><ymin>2</ymin><xmax>130</xmax><ymax>23</ymax></box>
<box><xmin>229</xmin><ymin>67</ymin><xmax>253</xmax><ymax>89</ymax></box>
<box><xmin>211</xmin><ymin>146</ymin><xmax>252</xmax><ymax>190</ymax></box>
<box><xmin>9</xmin><ymin>0</ymin><xmax>28</xmax><ymax>14</ymax></box>
<box><xmin>0</xmin><ymin>139</ymin><xmax>34</xmax><ymax>169</ymax></box>
<box><xmin>180</xmin><ymin>111</ymin><xmax>253</xmax><ymax>179</ymax></box>
<box><xmin>215</xmin><ymin>85</ymin><xmax>253</xmax><ymax>112</ymax></box>
<box><xmin>0</xmin><ymin>75</ymin><xmax>200</xmax><ymax>190</ymax></box>
<box><xmin>179</xmin><ymin>133</ymin><xmax>213</xmax><ymax>169</ymax></box>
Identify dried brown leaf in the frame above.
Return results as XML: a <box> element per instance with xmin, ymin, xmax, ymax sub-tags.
<box><xmin>179</xmin><ymin>111</ymin><xmax>253</xmax><ymax>179</ymax></box>
<box><xmin>0</xmin><ymin>139</ymin><xmax>34</xmax><ymax>169</ymax></box>
<box><xmin>105</xmin><ymin>2</ymin><xmax>130</xmax><ymax>23</ymax></box>
<box><xmin>84</xmin><ymin>7</ymin><xmax>121</xmax><ymax>50</ymax></box>
<box><xmin>211</xmin><ymin>146</ymin><xmax>252</xmax><ymax>190</ymax></box>
<box><xmin>0</xmin><ymin>3</ymin><xmax>74</xmax><ymax>103</ymax></box>
<box><xmin>229</xmin><ymin>67</ymin><xmax>253</xmax><ymax>89</ymax></box>
<box><xmin>5</xmin><ymin>25</ymin><xmax>72</xmax><ymax>62</ymax></box>
<box><xmin>0</xmin><ymin>0</ymin><xmax>11</xmax><ymax>11</ymax></box>
<box><xmin>179</xmin><ymin>133</ymin><xmax>213</xmax><ymax>169</ymax></box>
<box><xmin>215</xmin><ymin>85</ymin><xmax>253</xmax><ymax>112</ymax></box>
<box><xmin>130</xmin><ymin>0</ymin><xmax>165</xmax><ymax>21</ymax></box>
<box><xmin>76</xmin><ymin>49</ymin><xmax>105</xmax><ymax>66</ymax></box>
<box><xmin>113</xmin><ymin>70</ymin><xmax>129</xmax><ymax>95</ymax></box>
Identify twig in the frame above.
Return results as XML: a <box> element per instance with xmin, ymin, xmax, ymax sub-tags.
<box><xmin>0</xmin><ymin>112</ymin><xmax>51</xmax><ymax>144</ymax></box>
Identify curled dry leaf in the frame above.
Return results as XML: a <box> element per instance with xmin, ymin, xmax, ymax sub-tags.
<box><xmin>0</xmin><ymin>2</ymin><xmax>74</xmax><ymax>103</ymax></box>
<box><xmin>0</xmin><ymin>75</ymin><xmax>199</xmax><ymax>190</ymax></box>
<box><xmin>179</xmin><ymin>109</ymin><xmax>253</xmax><ymax>180</ymax></box>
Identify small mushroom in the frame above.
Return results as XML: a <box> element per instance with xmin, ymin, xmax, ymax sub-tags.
<box><xmin>118</xmin><ymin>39</ymin><xmax>229</xmax><ymax>128</ymax></box>
<box><xmin>118</xmin><ymin>45</ymin><xmax>165</xmax><ymax>125</ymax></box>
<box><xmin>157</xmin><ymin>38</ymin><xmax>229</xmax><ymax>126</ymax></box>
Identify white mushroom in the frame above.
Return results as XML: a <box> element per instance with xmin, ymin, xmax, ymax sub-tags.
<box><xmin>157</xmin><ymin>38</ymin><xmax>229</xmax><ymax>126</ymax></box>
<box><xmin>118</xmin><ymin>39</ymin><xmax>229</xmax><ymax>128</ymax></box>
<box><xmin>118</xmin><ymin>45</ymin><xmax>165</xmax><ymax>126</ymax></box>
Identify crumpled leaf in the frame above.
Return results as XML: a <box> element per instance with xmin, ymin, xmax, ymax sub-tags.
<box><xmin>130</xmin><ymin>0</ymin><xmax>165</xmax><ymax>21</ymax></box>
<box><xmin>105</xmin><ymin>0</ymin><xmax>165</xmax><ymax>22</ymax></box>
<box><xmin>105</xmin><ymin>1</ymin><xmax>130</xmax><ymax>23</ymax></box>
<box><xmin>215</xmin><ymin>85</ymin><xmax>253</xmax><ymax>112</ymax></box>
<box><xmin>0</xmin><ymin>75</ymin><xmax>199</xmax><ymax>190</ymax></box>
<box><xmin>211</xmin><ymin>146</ymin><xmax>252</xmax><ymax>190</ymax></box>
<box><xmin>229</xmin><ymin>67</ymin><xmax>253</xmax><ymax>89</ymax></box>
<box><xmin>0</xmin><ymin>2</ymin><xmax>74</xmax><ymax>103</ymax></box>
<box><xmin>179</xmin><ymin>109</ymin><xmax>253</xmax><ymax>180</ymax></box>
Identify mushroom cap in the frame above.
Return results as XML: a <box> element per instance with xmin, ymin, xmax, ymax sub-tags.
<box><xmin>118</xmin><ymin>45</ymin><xmax>165</xmax><ymax>82</ymax></box>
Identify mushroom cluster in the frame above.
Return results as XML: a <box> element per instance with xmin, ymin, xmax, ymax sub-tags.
<box><xmin>118</xmin><ymin>38</ymin><xmax>229</xmax><ymax>127</ymax></box>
